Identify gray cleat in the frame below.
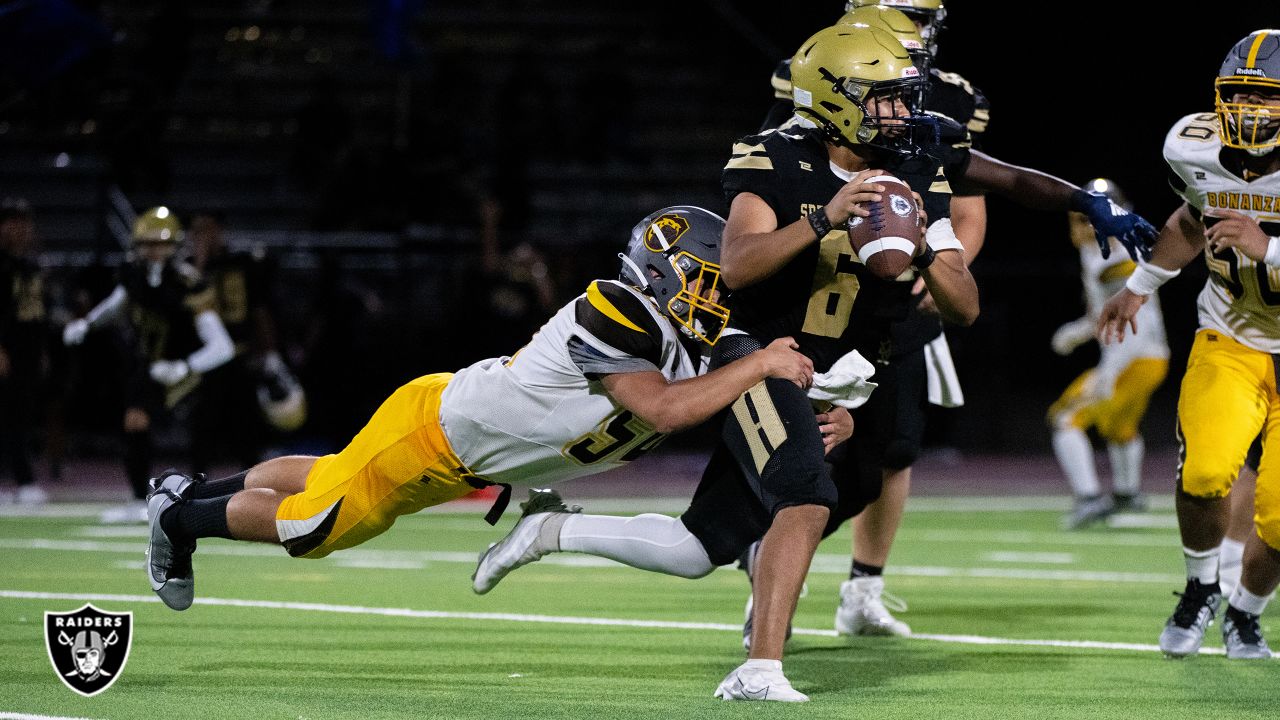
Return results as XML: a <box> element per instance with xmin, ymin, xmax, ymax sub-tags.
<box><xmin>1158</xmin><ymin>579</ymin><xmax>1221</xmax><ymax>658</ymax></box>
<box><xmin>1222</xmin><ymin>607</ymin><xmax>1273</xmax><ymax>659</ymax></box>
<box><xmin>1064</xmin><ymin>494</ymin><xmax>1114</xmax><ymax>530</ymax></box>
<box><xmin>146</xmin><ymin>470</ymin><xmax>197</xmax><ymax>611</ymax></box>
<box><xmin>472</xmin><ymin>488</ymin><xmax>580</xmax><ymax>594</ymax></box>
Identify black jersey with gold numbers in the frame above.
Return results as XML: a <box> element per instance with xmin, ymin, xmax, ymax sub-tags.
<box><xmin>722</xmin><ymin>125</ymin><xmax>970</xmax><ymax>371</ymax></box>
<box><xmin>204</xmin><ymin>251</ymin><xmax>269</xmax><ymax>353</ymax></box>
<box><xmin>119</xmin><ymin>261</ymin><xmax>216</xmax><ymax>364</ymax></box>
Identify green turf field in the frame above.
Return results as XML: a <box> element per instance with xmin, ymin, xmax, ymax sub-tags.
<box><xmin>1</xmin><ymin>498</ymin><xmax>1276</xmax><ymax>719</ymax></box>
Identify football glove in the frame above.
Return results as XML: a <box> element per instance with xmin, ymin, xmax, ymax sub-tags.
<box><xmin>63</xmin><ymin>319</ymin><xmax>89</xmax><ymax>346</ymax></box>
<box><xmin>1071</xmin><ymin>190</ymin><xmax>1157</xmax><ymax>262</ymax></box>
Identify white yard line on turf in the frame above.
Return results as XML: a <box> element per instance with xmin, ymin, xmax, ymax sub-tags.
<box><xmin>0</xmin><ymin>589</ymin><xmax>1237</xmax><ymax>658</ymax></box>
<box><xmin>0</xmin><ymin>713</ymin><xmax>104</xmax><ymax>720</ymax></box>
<box><xmin>0</xmin><ymin>538</ymin><xmax>1184</xmax><ymax>583</ymax></box>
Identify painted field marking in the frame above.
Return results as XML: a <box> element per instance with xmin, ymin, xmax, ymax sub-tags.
<box><xmin>0</xmin><ymin>538</ymin><xmax>1183</xmax><ymax>584</ymax></box>
<box><xmin>0</xmin><ymin>589</ymin><xmax>1241</xmax><ymax>658</ymax></box>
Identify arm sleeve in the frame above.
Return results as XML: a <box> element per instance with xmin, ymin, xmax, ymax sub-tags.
<box><xmin>85</xmin><ymin>285</ymin><xmax>128</xmax><ymax>327</ymax></box>
<box><xmin>187</xmin><ymin>309</ymin><xmax>235</xmax><ymax>373</ymax></box>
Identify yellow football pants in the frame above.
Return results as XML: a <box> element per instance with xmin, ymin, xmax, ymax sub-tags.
<box><xmin>275</xmin><ymin>373</ymin><xmax>480</xmax><ymax>558</ymax></box>
<box><xmin>1048</xmin><ymin>357</ymin><xmax>1168</xmax><ymax>442</ymax></box>
<box><xmin>1177</xmin><ymin>330</ymin><xmax>1280</xmax><ymax>550</ymax></box>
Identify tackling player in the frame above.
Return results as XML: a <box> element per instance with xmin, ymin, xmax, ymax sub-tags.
<box><xmin>1099</xmin><ymin>29</ymin><xmax>1280</xmax><ymax>660</ymax></box>
<box><xmin>143</xmin><ymin>206</ymin><xmax>832</xmax><ymax>617</ymax></box>
<box><xmin>1049</xmin><ymin>179</ymin><xmax>1169</xmax><ymax>529</ymax></box>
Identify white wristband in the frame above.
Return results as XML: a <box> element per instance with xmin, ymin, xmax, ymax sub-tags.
<box><xmin>1265</xmin><ymin>236</ymin><xmax>1280</xmax><ymax>267</ymax></box>
<box><xmin>1124</xmin><ymin>263</ymin><xmax>1180</xmax><ymax>296</ymax></box>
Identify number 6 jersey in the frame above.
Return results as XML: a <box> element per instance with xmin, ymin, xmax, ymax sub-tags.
<box><xmin>1165</xmin><ymin>112</ymin><xmax>1280</xmax><ymax>352</ymax></box>
<box><xmin>438</xmin><ymin>279</ymin><xmax>706</xmax><ymax>485</ymax></box>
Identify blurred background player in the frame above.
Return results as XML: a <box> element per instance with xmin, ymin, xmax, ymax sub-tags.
<box><xmin>63</xmin><ymin>207</ymin><xmax>235</xmax><ymax>523</ymax></box>
<box><xmin>187</xmin><ymin>210</ymin><xmax>288</xmax><ymax>472</ymax></box>
<box><xmin>1048</xmin><ymin>178</ymin><xmax>1168</xmax><ymax>529</ymax></box>
<box><xmin>0</xmin><ymin>198</ymin><xmax>51</xmax><ymax>505</ymax></box>
<box><xmin>1099</xmin><ymin>29</ymin><xmax>1280</xmax><ymax>660</ymax></box>
<box><xmin>760</xmin><ymin>0</ymin><xmax>992</xmax><ymax>637</ymax></box>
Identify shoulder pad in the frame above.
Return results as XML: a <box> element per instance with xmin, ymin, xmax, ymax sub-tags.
<box><xmin>573</xmin><ymin>280</ymin><xmax>665</xmax><ymax>361</ymax></box>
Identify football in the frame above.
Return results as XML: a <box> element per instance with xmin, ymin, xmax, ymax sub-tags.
<box><xmin>846</xmin><ymin>174</ymin><xmax>922</xmax><ymax>280</ymax></box>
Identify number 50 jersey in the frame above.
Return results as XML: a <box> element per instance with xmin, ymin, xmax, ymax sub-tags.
<box><xmin>438</xmin><ymin>280</ymin><xmax>706</xmax><ymax>486</ymax></box>
<box><xmin>1165</xmin><ymin>112</ymin><xmax>1280</xmax><ymax>352</ymax></box>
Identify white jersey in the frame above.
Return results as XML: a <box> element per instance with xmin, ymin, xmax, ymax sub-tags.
<box><xmin>439</xmin><ymin>280</ymin><xmax>706</xmax><ymax>486</ymax></box>
<box><xmin>1079</xmin><ymin>244</ymin><xmax>1170</xmax><ymax>376</ymax></box>
<box><xmin>1165</xmin><ymin>112</ymin><xmax>1280</xmax><ymax>352</ymax></box>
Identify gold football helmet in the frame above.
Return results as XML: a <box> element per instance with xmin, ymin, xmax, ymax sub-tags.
<box><xmin>131</xmin><ymin>206</ymin><xmax>183</xmax><ymax>245</ymax></box>
<box><xmin>837</xmin><ymin>6</ymin><xmax>930</xmax><ymax>80</ymax></box>
<box><xmin>1215</xmin><ymin>29</ymin><xmax>1280</xmax><ymax>154</ymax></box>
<box><xmin>844</xmin><ymin>0</ymin><xmax>946</xmax><ymax>57</ymax></box>
<box><xmin>790</xmin><ymin>25</ymin><xmax>928</xmax><ymax>156</ymax></box>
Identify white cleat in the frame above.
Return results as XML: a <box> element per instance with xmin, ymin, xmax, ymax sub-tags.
<box><xmin>714</xmin><ymin>660</ymin><xmax>808</xmax><ymax>702</ymax></box>
<box><xmin>835</xmin><ymin>575</ymin><xmax>911</xmax><ymax>637</ymax></box>
<box><xmin>472</xmin><ymin>488</ymin><xmax>580</xmax><ymax>594</ymax></box>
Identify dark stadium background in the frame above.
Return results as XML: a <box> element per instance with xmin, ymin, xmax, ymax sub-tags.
<box><xmin>1</xmin><ymin>1</ymin><xmax>1275</xmax><ymax>466</ymax></box>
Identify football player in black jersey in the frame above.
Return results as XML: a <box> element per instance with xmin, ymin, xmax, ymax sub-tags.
<box><xmin>63</xmin><ymin>207</ymin><xmax>236</xmax><ymax>523</ymax></box>
<box><xmin>761</xmin><ymin>1</ymin><xmax>992</xmax><ymax>638</ymax></box>
<box><xmin>471</xmin><ymin>24</ymin><xmax>1159</xmax><ymax>702</ymax></box>
<box><xmin>188</xmin><ymin>210</ymin><xmax>283</xmax><ymax>472</ymax></box>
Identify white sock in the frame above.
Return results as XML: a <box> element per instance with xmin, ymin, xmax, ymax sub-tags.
<box><xmin>1220</xmin><ymin>538</ymin><xmax>1245</xmax><ymax>596</ymax></box>
<box><xmin>742</xmin><ymin>658</ymin><xmax>782</xmax><ymax>671</ymax></box>
<box><xmin>1229</xmin><ymin>584</ymin><xmax>1272</xmax><ymax>616</ymax></box>
<box><xmin>560</xmin><ymin>513</ymin><xmax>715</xmax><ymax>579</ymax></box>
<box><xmin>1053</xmin><ymin>427</ymin><xmax>1099</xmax><ymax>497</ymax></box>
<box><xmin>1183</xmin><ymin>546</ymin><xmax>1220</xmax><ymax>586</ymax></box>
<box><xmin>1108</xmin><ymin>438</ymin><xmax>1144</xmax><ymax>496</ymax></box>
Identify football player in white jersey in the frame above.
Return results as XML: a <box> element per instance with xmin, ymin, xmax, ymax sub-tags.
<box><xmin>1050</xmin><ymin>179</ymin><xmax>1169</xmax><ymax>529</ymax></box>
<box><xmin>1099</xmin><ymin>29</ymin><xmax>1280</xmax><ymax>660</ymax></box>
<box><xmin>142</xmin><ymin>205</ymin><xmax>835</xmax><ymax>613</ymax></box>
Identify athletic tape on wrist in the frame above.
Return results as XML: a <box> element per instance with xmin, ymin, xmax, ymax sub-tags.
<box><xmin>1124</xmin><ymin>263</ymin><xmax>1179</xmax><ymax>296</ymax></box>
<box><xmin>1265</xmin><ymin>236</ymin><xmax>1280</xmax><ymax>267</ymax></box>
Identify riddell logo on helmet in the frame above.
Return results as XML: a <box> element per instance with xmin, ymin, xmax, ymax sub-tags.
<box><xmin>1235</xmin><ymin>67</ymin><xmax>1268</xmax><ymax>77</ymax></box>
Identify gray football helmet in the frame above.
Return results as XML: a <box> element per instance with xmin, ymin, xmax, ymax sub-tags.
<box><xmin>618</xmin><ymin>206</ymin><xmax>729</xmax><ymax>345</ymax></box>
<box><xmin>1216</xmin><ymin>30</ymin><xmax>1280</xmax><ymax>153</ymax></box>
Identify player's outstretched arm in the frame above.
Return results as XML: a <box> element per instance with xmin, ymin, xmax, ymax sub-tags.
<box><xmin>721</xmin><ymin>171</ymin><xmax>883</xmax><ymax>290</ymax></box>
<box><xmin>62</xmin><ymin>285</ymin><xmax>127</xmax><ymax>345</ymax></box>
<box><xmin>601</xmin><ymin>337</ymin><xmax>813</xmax><ymax>434</ymax></box>
<box><xmin>961</xmin><ymin>151</ymin><xmax>1158</xmax><ymax>262</ymax></box>
<box><xmin>1097</xmin><ymin>203</ymin><xmax>1203</xmax><ymax>345</ymax></box>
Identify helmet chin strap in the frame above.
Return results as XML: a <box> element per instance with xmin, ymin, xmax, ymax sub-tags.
<box><xmin>618</xmin><ymin>253</ymin><xmax>649</xmax><ymax>290</ymax></box>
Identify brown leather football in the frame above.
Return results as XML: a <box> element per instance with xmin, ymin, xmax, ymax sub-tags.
<box><xmin>846</xmin><ymin>174</ymin><xmax>922</xmax><ymax>280</ymax></box>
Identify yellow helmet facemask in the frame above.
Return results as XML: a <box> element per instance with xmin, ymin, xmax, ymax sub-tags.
<box><xmin>1215</xmin><ymin>30</ymin><xmax>1280</xmax><ymax>154</ymax></box>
